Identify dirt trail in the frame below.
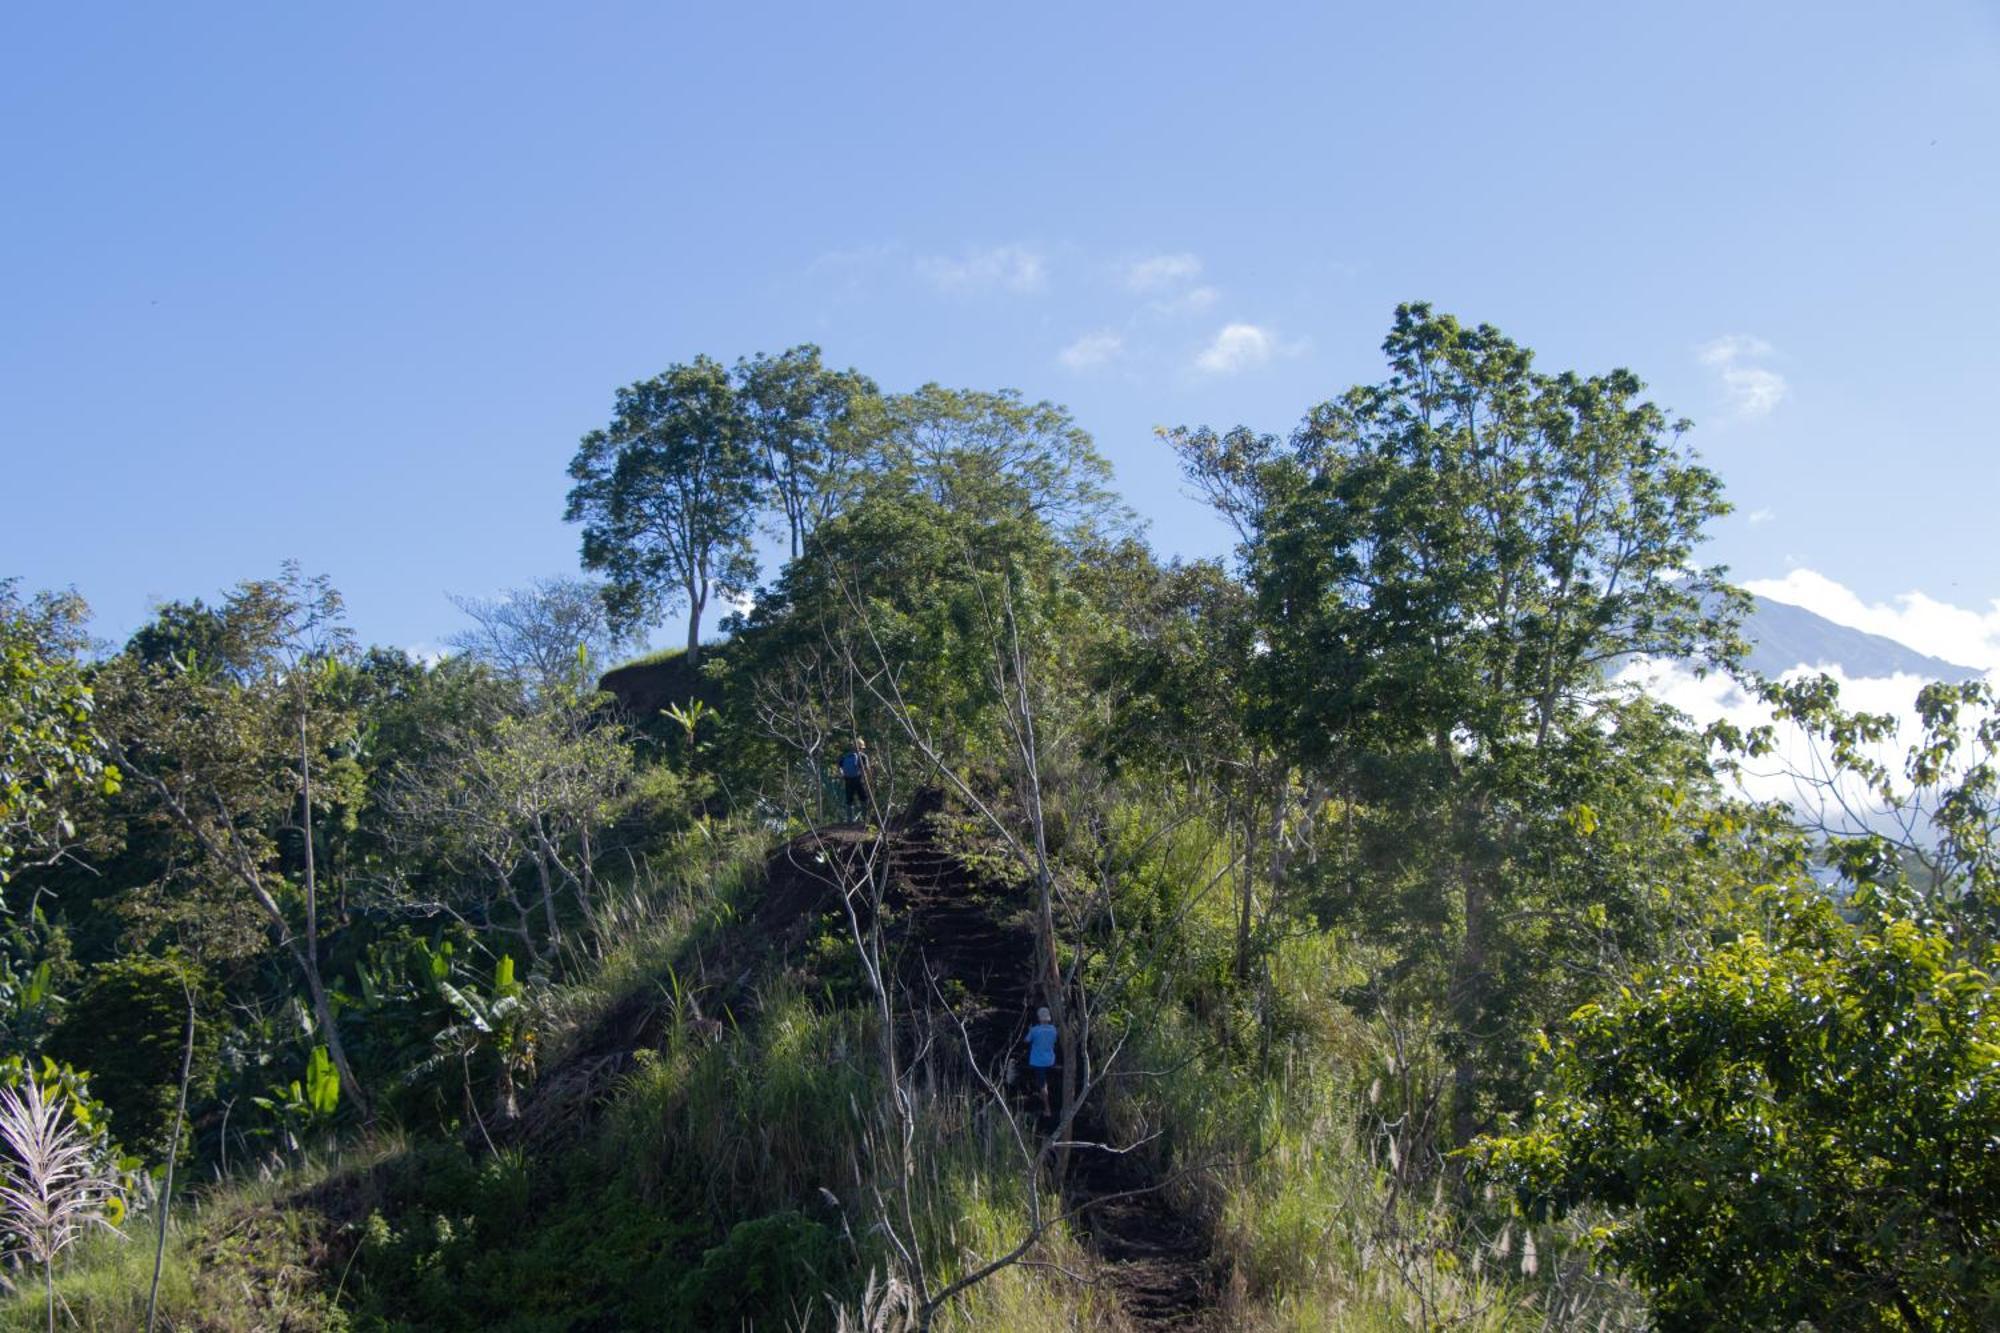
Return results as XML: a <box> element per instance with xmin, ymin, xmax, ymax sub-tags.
<box><xmin>1065</xmin><ymin>1107</ymin><xmax>1219</xmax><ymax>1328</ymax></box>
<box><xmin>772</xmin><ymin>811</ymin><xmax>1221</xmax><ymax>1329</ymax></box>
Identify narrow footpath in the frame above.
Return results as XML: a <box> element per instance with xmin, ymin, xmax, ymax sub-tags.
<box><xmin>776</xmin><ymin>810</ymin><xmax>1223</xmax><ymax>1329</ymax></box>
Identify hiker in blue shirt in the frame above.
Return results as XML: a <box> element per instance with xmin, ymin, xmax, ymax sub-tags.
<box><xmin>837</xmin><ymin>738</ymin><xmax>870</xmax><ymax>822</ymax></box>
<box><xmin>1024</xmin><ymin>1006</ymin><xmax>1058</xmax><ymax>1116</ymax></box>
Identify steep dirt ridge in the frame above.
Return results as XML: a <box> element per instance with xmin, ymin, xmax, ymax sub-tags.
<box><xmin>522</xmin><ymin>809</ymin><xmax>1223</xmax><ymax>1326</ymax></box>
<box><xmin>852</xmin><ymin>812</ymin><xmax>1222</xmax><ymax>1330</ymax></box>
<box><xmin>1063</xmin><ymin>1106</ymin><xmax>1218</xmax><ymax>1328</ymax></box>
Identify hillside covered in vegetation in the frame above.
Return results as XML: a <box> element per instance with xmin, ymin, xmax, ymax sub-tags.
<box><xmin>3</xmin><ymin>307</ymin><xmax>1995</xmax><ymax>1331</ymax></box>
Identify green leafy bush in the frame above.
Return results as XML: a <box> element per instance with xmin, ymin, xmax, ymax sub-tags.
<box><xmin>47</xmin><ymin>953</ymin><xmax>216</xmax><ymax>1159</ymax></box>
<box><xmin>1478</xmin><ymin>891</ymin><xmax>2000</xmax><ymax>1330</ymax></box>
<box><xmin>668</xmin><ymin>1210</ymin><xmax>842</xmax><ymax>1332</ymax></box>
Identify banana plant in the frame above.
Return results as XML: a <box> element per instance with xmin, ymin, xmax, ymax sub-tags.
<box><xmin>0</xmin><ymin>912</ymin><xmax>66</xmax><ymax>1056</ymax></box>
<box><xmin>661</xmin><ymin>697</ymin><xmax>717</xmax><ymax>763</ymax></box>
<box><xmin>252</xmin><ymin>1045</ymin><xmax>340</xmax><ymax>1166</ymax></box>
<box><xmin>419</xmin><ymin>954</ymin><xmax>537</xmax><ymax>1137</ymax></box>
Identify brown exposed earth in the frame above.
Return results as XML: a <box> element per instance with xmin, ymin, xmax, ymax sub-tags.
<box><xmin>762</xmin><ymin>804</ymin><xmax>1224</xmax><ymax>1328</ymax></box>
<box><xmin>521</xmin><ymin>792</ymin><xmax>1223</xmax><ymax>1326</ymax></box>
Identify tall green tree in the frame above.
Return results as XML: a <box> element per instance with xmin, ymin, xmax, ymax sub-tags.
<box><xmin>734</xmin><ymin>345</ymin><xmax>879</xmax><ymax>562</ymax></box>
<box><xmin>0</xmin><ymin>583</ymin><xmax>117</xmax><ymax>892</ymax></box>
<box><xmin>95</xmin><ymin>567</ymin><xmax>369</xmax><ymax>1112</ymax></box>
<box><xmin>1170</xmin><ymin>303</ymin><xmax>1748</xmax><ymax>1138</ymax></box>
<box><xmin>566</xmin><ymin>357</ymin><xmax>760</xmax><ymax>665</ymax></box>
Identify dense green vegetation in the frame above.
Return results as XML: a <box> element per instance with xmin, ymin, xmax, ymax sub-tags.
<box><xmin>2</xmin><ymin>308</ymin><xmax>1994</xmax><ymax>1330</ymax></box>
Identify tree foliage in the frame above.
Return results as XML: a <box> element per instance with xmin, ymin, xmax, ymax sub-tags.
<box><xmin>880</xmin><ymin>384</ymin><xmax>1124</xmax><ymax>541</ymax></box>
<box><xmin>0</xmin><ymin>584</ymin><xmax>117</xmax><ymax>890</ymax></box>
<box><xmin>48</xmin><ymin>955</ymin><xmax>217</xmax><ymax>1160</ymax></box>
<box><xmin>566</xmin><ymin>356</ymin><xmax>762</xmax><ymax>661</ymax></box>
<box><xmin>382</xmin><ymin>682</ymin><xmax>634</xmax><ymax>962</ymax></box>
<box><xmin>1742</xmin><ymin>673</ymin><xmax>2000</xmax><ymax>942</ymax></box>
<box><xmin>735</xmin><ymin>344</ymin><xmax>879</xmax><ymax>561</ymax></box>
<box><xmin>446</xmin><ymin>576</ymin><xmax>635</xmax><ymax>695</ymax></box>
<box><xmin>94</xmin><ymin>567</ymin><xmax>368</xmax><ymax>1108</ymax></box>
<box><xmin>1168</xmin><ymin>302</ymin><xmax>1751</xmax><ymax>1135</ymax></box>
<box><xmin>1479</xmin><ymin>891</ymin><xmax>2000</xmax><ymax>1330</ymax></box>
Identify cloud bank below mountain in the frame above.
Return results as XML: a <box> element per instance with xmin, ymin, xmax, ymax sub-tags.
<box><xmin>1621</xmin><ymin>570</ymin><xmax>1997</xmax><ymax>835</ymax></box>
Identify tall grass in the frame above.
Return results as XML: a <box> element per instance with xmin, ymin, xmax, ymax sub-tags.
<box><xmin>0</xmin><ymin>1223</ymin><xmax>190</xmax><ymax>1333</ymax></box>
<box><xmin>0</xmin><ymin>1167</ymin><xmax>354</xmax><ymax>1333</ymax></box>
<box><xmin>604</xmin><ymin>980</ymin><xmax>875</xmax><ymax>1216</ymax></box>
<box><xmin>541</xmin><ymin>817</ymin><xmax>772</xmax><ymax>1061</ymax></box>
<box><xmin>1091</xmin><ymin>794</ymin><xmax>1640</xmax><ymax>1330</ymax></box>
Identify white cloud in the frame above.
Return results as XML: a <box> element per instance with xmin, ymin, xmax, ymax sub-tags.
<box><xmin>1124</xmin><ymin>252</ymin><xmax>1203</xmax><ymax>292</ymax></box>
<box><xmin>1696</xmin><ymin>333</ymin><xmax>1788</xmax><ymax>419</ymax></box>
<box><xmin>1616</xmin><ymin>657</ymin><xmax>1951</xmax><ymax>829</ymax></box>
<box><xmin>916</xmin><ymin>244</ymin><xmax>1047</xmax><ymax>295</ymax></box>
<box><xmin>1743</xmin><ymin>569</ymin><xmax>2000</xmax><ymax>673</ymax></box>
<box><xmin>1058</xmin><ymin>330</ymin><xmax>1124</xmax><ymax>372</ymax></box>
<box><xmin>1745</xmin><ymin>507</ymin><xmax>1775</xmax><ymax>525</ymax></box>
<box><xmin>1194</xmin><ymin>322</ymin><xmax>1280</xmax><ymax>374</ymax></box>
<box><xmin>1619</xmin><ymin>569</ymin><xmax>2000</xmax><ymax>837</ymax></box>
<box><xmin>1151</xmin><ymin>284</ymin><xmax>1219</xmax><ymax>317</ymax></box>
<box><xmin>1697</xmin><ymin>334</ymin><xmax>1775</xmax><ymax>366</ymax></box>
<box><xmin>1722</xmin><ymin>366</ymin><xmax>1787</xmax><ymax>417</ymax></box>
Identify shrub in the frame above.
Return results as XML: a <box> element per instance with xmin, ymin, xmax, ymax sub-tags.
<box><xmin>47</xmin><ymin>955</ymin><xmax>215</xmax><ymax>1161</ymax></box>
<box><xmin>668</xmin><ymin>1210</ymin><xmax>842</xmax><ymax>1331</ymax></box>
<box><xmin>1478</xmin><ymin>892</ymin><xmax>2000</xmax><ymax>1330</ymax></box>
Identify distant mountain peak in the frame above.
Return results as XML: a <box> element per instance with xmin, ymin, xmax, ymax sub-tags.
<box><xmin>1741</xmin><ymin>594</ymin><xmax>1983</xmax><ymax>683</ymax></box>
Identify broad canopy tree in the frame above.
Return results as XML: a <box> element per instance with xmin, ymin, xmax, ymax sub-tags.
<box><xmin>1168</xmin><ymin>303</ymin><xmax>1749</xmax><ymax>1136</ymax></box>
<box><xmin>565</xmin><ymin>350</ymin><xmax>1128</xmax><ymax>670</ymax></box>
<box><xmin>735</xmin><ymin>345</ymin><xmax>879</xmax><ymax>562</ymax></box>
<box><xmin>566</xmin><ymin>357</ymin><xmax>761</xmax><ymax>665</ymax></box>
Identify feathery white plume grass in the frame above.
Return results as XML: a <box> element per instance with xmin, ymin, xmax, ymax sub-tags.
<box><xmin>0</xmin><ymin>1077</ymin><xmax>124</xmax><ymax>1326</ymax></box>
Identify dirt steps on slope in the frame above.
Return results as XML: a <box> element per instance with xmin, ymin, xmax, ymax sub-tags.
<box><xmin>728</xmin><ymin>805</ymin><xmax>1229</xmax><ymax>1328</ymax></box>
<box><xmin>877</xmin><ymin>810</ymin><xmax>1224</xmax><ymax>1329</ymax></box>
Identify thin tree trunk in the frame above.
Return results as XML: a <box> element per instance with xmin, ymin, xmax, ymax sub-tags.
<box><xmin>1234</xmin><ymin>792</ymin><xmax>1258</xmax><ymax>983</ymax></box>
<box><xmin>532</xmin><ymin>840</ymin><xmax>562</xmax><ymax>948</ymax></box>
<box><xmin>301</xmin><ymin>711</ymin><xmax>318</xmax><ymax>974</ymax></box>
<box><xmin>1451</xmin><ymin>793</ymin><xmax>1495</xmax><ymax>1152</ymax></box>
<box><xmin>116</xmin><ymin>744</ymin><xmax>367</xmax><ymax>1116</ymax></box>
<box><xmin>146</xmin><ymin>990</ymin><xmax>197</xmax><ymax>1333</ymax></box>
<box><xmin>685</xmin><ymin>583</ymin><xmax>705</xmax><ymax>665</ymax></box>
<box><xmin>300</xmin><ymin>714</ymin><xmax>367</xmax><ymax>1118</ymax></box>
<box><xmin>1451</xmin><ymin>878</ymin><xmax>1487</xmax><ymax>1148</ymax></box>
<box><xmin>1014</xmin><ymin>655</ymin><xmax>1071</xmax><ymax>1144</ymax></box>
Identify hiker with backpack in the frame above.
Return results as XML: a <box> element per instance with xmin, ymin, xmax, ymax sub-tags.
<box><xmin>837</xmin><ymin>738</ymin><xmax>871</xmax><ymax>822</ymax></box>
<box><xmin>1024</xmin><ymin>1006</ymin><xmax>1058</xmax><ymax>1117</ymax></box>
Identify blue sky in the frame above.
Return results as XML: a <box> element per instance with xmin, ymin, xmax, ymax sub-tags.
<box><xmin>5</xmin><ymin>2</ymin><xmax>1998</xmax><ymax>666</ymax></box>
